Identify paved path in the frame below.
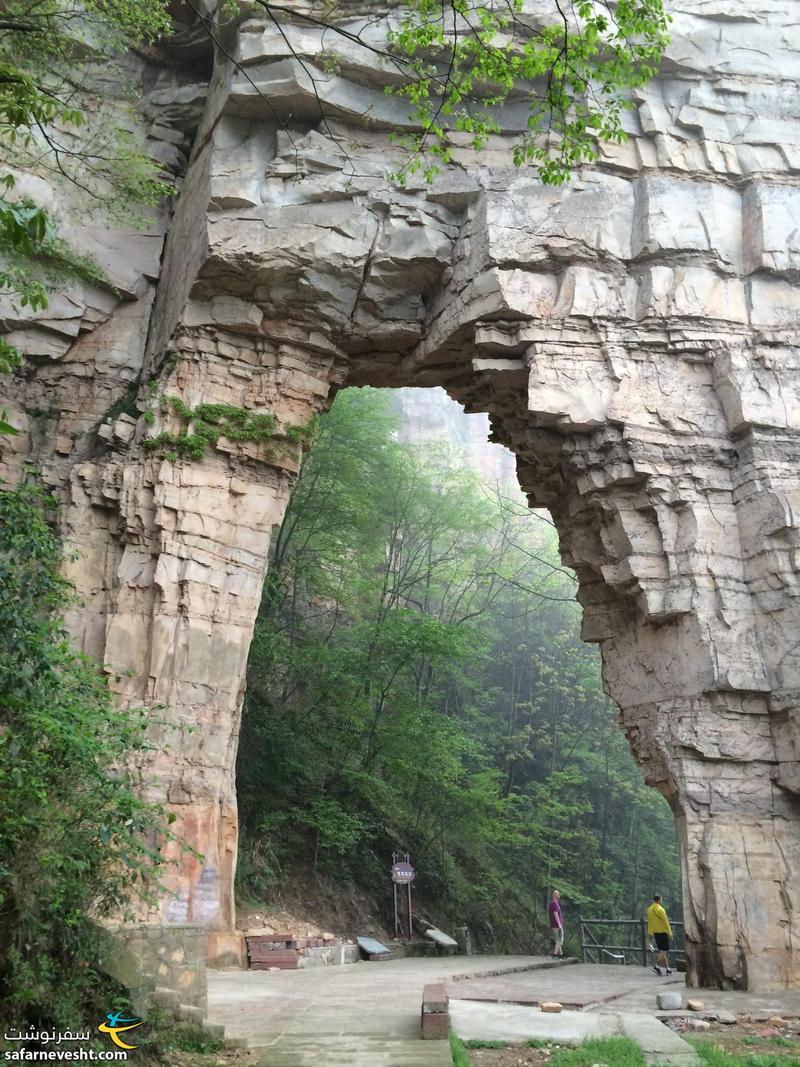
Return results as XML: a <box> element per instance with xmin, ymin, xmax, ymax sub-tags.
<box><xmin>208</xmin><ymin>956</ymin><xmax>799</xmax><ymax>1065</ymax></box>
<box><xmin>208</xmin><ymin>955</ymin><xmax>561</xmax><ymax>1066</ymax></box>
<box><xmin>447</xmin><ymin>962</ymin><xmax>683</xmax><ymax>1009</ymax></box>
<box><xmin>448</xmin><ymin>963</ymin><xmax>800</xmax><ymax>1017</ymax></box>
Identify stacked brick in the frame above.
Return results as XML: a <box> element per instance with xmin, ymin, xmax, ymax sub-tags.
<box><xmin>246</xmin><ymin>934</ymin><xmax>337</xmax><ymax>970</ymax></box>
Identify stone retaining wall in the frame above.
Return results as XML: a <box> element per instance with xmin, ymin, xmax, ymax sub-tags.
<box><xmin>105</xmin><ymin>924</ymin><xmax>208</xmax><ymax>1016</ymax></box>
<box><xmin>300</xmin><ymin>943</ymin><xmax>361</xmax><ymax>969</ymax></box>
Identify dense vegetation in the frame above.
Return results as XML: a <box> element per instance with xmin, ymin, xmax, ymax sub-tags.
<box><xmin>0</xmin><ymin>481</ymin><xmax>172</xmax><ymax>1030</ymax></box>
<box><xmin>237</xmin><ymin>390</ymin><xmax>681</xmax><ymax>951</ymax></box>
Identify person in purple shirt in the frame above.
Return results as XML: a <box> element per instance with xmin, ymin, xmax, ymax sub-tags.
<box><xmin>548</xmin><ymin>889</ymin><xmax>564</xmax><ymax>959</ymax></box>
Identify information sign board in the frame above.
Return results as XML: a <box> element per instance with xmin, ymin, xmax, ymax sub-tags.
<box><xmin>391</xmin><ymin>861</ymin><xmax>415</xmax><ymax>885</ymax></box>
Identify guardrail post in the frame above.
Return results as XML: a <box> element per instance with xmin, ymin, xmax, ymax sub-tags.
<box><xmin>639</xmin><ymin>917</ymin><xmax>648</xmax><ymax>967</ymax></box>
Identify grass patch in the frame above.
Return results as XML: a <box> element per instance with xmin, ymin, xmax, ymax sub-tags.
<box><xmin>547</xmin><ymin>1036</ymin><xmax>646</xmax><ymax>1066</ymax></box>
<box><xmin>169</xmin><ymin>1024</ymin><xmax>224</xmax><ymax>1055</ymax></box>
<box><xmin>452</xmin><ymin>1033</ymin><xmax>800</xmax><ymax>1067</ymax></box>
<box><xmin>689</xmin><ymin>1040</ymin><xmax>800</xmax><ymax>1067</ymax></box>
<box><xmin>451</xmin><ymin>1035</ymin><xmax>645</xmax><ymax>1066</ymax></box>
<box><xmin>450</xmin><ymin>1032</ymin><xmax>471</xmax><ymax>1067</ymax></box>
<box><xmin>742</xmin><ymin>1037</ymin><xmax>797</xmax><ymax>1049</ymax></box>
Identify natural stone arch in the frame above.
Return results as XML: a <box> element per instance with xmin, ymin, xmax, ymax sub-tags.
<box><xmin>1</xmin><ymin>0</ymin><xmax>798</xmax><ymax>993</ymax></box>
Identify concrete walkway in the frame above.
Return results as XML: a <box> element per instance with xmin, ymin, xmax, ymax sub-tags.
<box><xmin>450</xmin><ymin>1001</ymin><xmax>699</xmax><ymax>1066</ymax></box>
<box><xmin>208</xmin><ymin>955</ymin><xmax>562</xmax><ymax>1066</ymax></box>
<box><xmin>208</xmin><ymin>956</ymin><xmax>798</xmax><ymax>1065</ymax></box>
<box><xmin>447</xmin><ymin>963</ymin><xmax>800</xmax><ymax>1017</ymax></box>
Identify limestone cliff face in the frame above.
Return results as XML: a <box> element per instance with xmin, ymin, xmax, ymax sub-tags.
<box><xmin>1</xmin><ymin>0</ymin><xmax>799</xmax><ymax>990</ymax></box>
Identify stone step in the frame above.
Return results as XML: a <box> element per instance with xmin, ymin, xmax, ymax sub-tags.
<box><xmin>384</xmin><ymin>940</ymin><xmax>440</xmax><ymax>960</ymax></box>
<box><xmin>151</xmin><ymin>986</ymin><xmax>180</xmax><ymax>1010</ymax></box>
<box><xmin>176</xmin><ymin>1002</ymin><xmax>204</xmax><ymax>1025</ymax></box>
<box><xmin>646</xmin><ymin>1057</ymin><xmax>700</xmax><ymax>1067</ymax></box>
<box><xmin>254</xmin><ymin>1037</ymin><xmax>451</xmax><ymax>1066</ymax></box>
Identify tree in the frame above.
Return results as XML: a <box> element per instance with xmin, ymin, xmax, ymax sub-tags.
<box><xmin>0</xmin><ymin>480</ymin><xmax>172</xmax><ymax>1030</ymax></box>
<box><xmin>0</xmin><ymin>0</ymin><xmax>171</xmax><ymax>205</ymax></box>
<box><xmin>237</xmin><ymin>0</ymin><xmax>670</xmax><ymax>184</ymax></box>
<box><xmin>238</xmin><ymin>388</ymin><xmax>681</xmax><ymax>951</ymax></box>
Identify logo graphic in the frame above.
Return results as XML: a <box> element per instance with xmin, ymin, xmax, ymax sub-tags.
<box><xmin>98</xmin><ymin>1011</ymin><xmax>144</xmax><ymax>1050</ymax></box>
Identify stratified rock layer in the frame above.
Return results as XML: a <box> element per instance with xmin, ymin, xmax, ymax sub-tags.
<box><xmin>1</xmin><ymin>0</ymin><xmax>798</xmax><ymax>990</ymax></box>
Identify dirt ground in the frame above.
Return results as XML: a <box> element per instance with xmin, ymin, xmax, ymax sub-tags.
<box><xmin>465</xmin><ymin>1043</ymin><xmax>556</xmax><ymax>1066</ymax></box>
<box><xmin>666</xmin><ymin>1016</ymin><xmax>800</xmax><ymax>1055</ymax></box>
<box><xmin>236</xmin><ymin>876</ymin><xmax>392</xmax><ymax>943</ymax></box>
<box><xmin>168</xmin><ymin>1048</ymin><xmax>261</xmax><ymax>1067</ymax></box>
<box><xmin>692</xmin><ymin>1034</ymin><xmax>800</xmax><ymax>1059</ymax></box>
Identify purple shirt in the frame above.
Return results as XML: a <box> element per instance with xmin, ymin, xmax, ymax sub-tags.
<box><xmin>548</xmin><ymin>899</ymin><xmax>563</xmax><ymax>929</ymax></box>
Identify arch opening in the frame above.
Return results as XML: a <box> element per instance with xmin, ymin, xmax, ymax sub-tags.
<box><xmin>233</xmin><ymin>383</ymin><xmax>683</xmax><ymax>960</ymax></box>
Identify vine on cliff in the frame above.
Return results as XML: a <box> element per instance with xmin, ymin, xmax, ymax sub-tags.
<box><xmin>142</xmin><ymin>396</ymin><xmax>314</xmax><ymax>461</ymax></box>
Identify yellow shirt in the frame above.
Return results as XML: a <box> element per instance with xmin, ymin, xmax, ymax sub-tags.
<box><xmin>647</xmin><ymin>902</ymin><xmax>672</xmax><ymax>937</ymax></box>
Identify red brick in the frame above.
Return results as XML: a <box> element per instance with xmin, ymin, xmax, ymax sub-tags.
<box><xmin>251</xmin><ymin>955</ymin><xmax>298</xmax><ymax>970</ymax></box>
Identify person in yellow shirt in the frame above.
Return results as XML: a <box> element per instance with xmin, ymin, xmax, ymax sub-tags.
<box><xmin>647</xmin><ymin>894</ymin><xmax>673</xmax><ymax>976</ymax></box>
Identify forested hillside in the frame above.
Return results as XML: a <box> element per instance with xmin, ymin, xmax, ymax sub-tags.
<box><xmin>236</xmin><ymin>389</ymin><xmax>681</xmax><ymax>952</ymax></box>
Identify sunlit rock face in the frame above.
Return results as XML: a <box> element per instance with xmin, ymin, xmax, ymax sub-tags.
<box><xmin>1</xmin><ymin>0</ymin><xmax>799</xmax><ymax>989</ymax></box>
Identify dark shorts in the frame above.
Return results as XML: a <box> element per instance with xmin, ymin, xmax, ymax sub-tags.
<box><xmin>653</xmin><ymin>932</ymin><xmax>671</xmax><ymax>952</ymax></box>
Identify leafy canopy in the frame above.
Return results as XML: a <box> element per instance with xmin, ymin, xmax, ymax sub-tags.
<box><xmin>251</xmin><ymin>0</ymin><xmax>669</xmax><ymax>185</ymax></box>
<box><xmin>390</xmin><ymin>0</ymin><xmax>670</xmax><ymax>184</ymax></box>
<box><xmin>0</xmin><ymin>3</ymin><xmax>171</xmax><ymax>201</ymax></box>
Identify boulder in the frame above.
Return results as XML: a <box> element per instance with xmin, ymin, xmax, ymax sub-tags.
<box><xmin>687</xmin><ymin>1019</ymin><xmax>711</xmax><ymax>1032</ymax></box>
<box><xmin>657</xmin><ymin>991</ymin><xmax>684</xmax><ymax>1010</ymax></box>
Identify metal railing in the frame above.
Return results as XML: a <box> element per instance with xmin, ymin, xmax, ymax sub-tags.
<box><xmin>578</xmin><ymin>916</ymin><xmax>685</xmax><ymax>967</ymax></box>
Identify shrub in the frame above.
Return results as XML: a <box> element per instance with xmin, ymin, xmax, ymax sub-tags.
<box><xmin>0</xmin><ymin>479</ymin><xmax>170</xmax><ymax>1030</ymax></box>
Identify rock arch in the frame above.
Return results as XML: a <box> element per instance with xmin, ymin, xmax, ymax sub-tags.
<box><xmin>1</xmin><ymin>0</ymin><xmax>798</xmax><ymax>991</ymax></box>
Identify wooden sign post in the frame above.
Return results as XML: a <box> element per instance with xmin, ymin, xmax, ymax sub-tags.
<box><xmin>391</xmin><ymin>852</ymin><xmax>415</xmax><ymax>939</ymax></box>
